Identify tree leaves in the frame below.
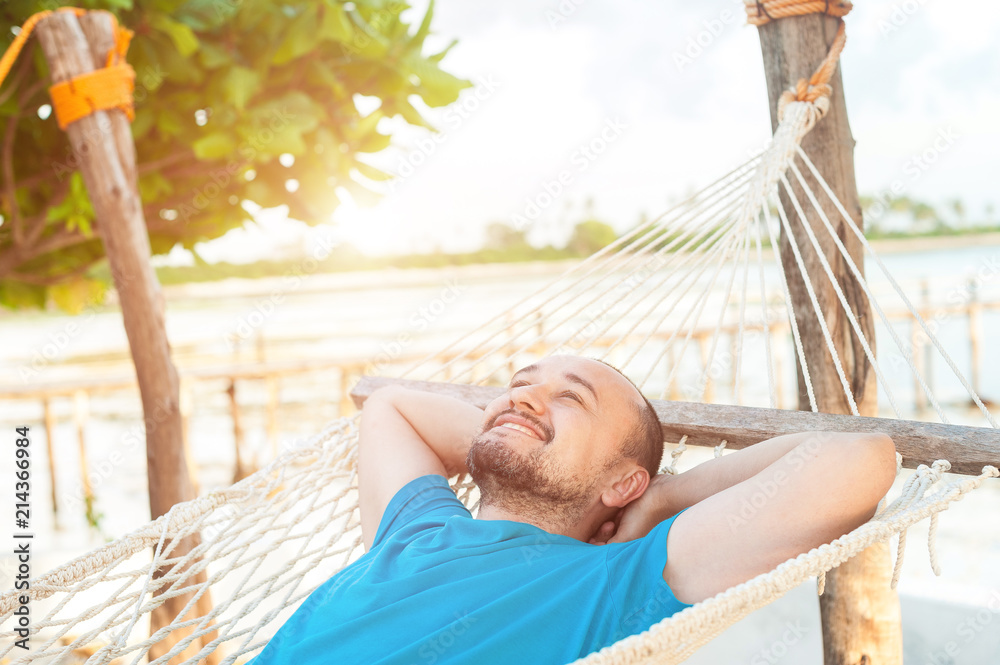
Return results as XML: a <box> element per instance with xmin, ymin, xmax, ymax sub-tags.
<box><xmin>192</xmin><ymin>132</ymin><xmax>237</xmax><ymax>160</ymax></box>
<box><xmin>407</xmin><ymin>56</ymin><xmax>470</xmax><ymax>107</ymax></box>
<box><xmin>0</xmin><ymin>280</ymin><xmax>46</xmax><ymax>310</ymax></box>
<box><xmin>319</xmin><ymin>3</ymin><xmax>354</xmax><ymax>43</ymax></box>
<box><xmin>221</xmin><ymin>67</ymin><xmax>261</xmax><ymax>111</ymax></box>
<box><xmin>407</xmin><ymin>0</ymin><xmax>434</xmax><ymax>54</ymax></box>
<box><xmin>49</xmin><ymin>278</ymin><xmax>107</xmax><ymax>315</ymax></box>
<box><xmin>45</xmin><ymin>173</ymin><xmax>95</xmax><ymax>237</ymax></box>
<box><xmin>0</xmin><ymin>0</ymin><xmax>470</xmax><ymax>312</ymax></box>
<box><xmin>148</xmin><ymin>14</ymin><xmax>199</xmax><ymax>57</ymax></box>
<box><xmin>272</xmin><ymin>6</ymin><xmax>323</xmax><ymax>65</ymax></box>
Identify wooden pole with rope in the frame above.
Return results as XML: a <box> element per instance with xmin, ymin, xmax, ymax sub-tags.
<box><xmin>0</xmin><ymin>8</ymin><xmax>218</xmax><ymax>663</ymax></box>
<box><xmin>748</xmin><ymin>1</ymin><xmax>904</xmax><ymax>663</ymax></box>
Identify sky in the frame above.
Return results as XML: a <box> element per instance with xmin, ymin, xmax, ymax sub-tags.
<box><xmin>186</xmin><ymin>0</ymin><xmax>1000</xmax><ymax>263</ymax></box>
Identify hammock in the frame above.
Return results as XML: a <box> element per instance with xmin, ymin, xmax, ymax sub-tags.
<box><xmin>2</xmin><ymin>2</ymin><xmax>999</xmax><ymax>665</ymax></box>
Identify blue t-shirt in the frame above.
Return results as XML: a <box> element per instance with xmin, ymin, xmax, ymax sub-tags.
<box><xmin>251</xmin><ymin>474</ymin><xmax>691</xmax><ymax>665</ymax></box>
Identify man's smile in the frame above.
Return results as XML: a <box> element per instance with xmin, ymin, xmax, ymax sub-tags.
<box><xmin>490</xmin><ymin>413</ymin><xmax>549</xmax><ymax>441</ymax></box>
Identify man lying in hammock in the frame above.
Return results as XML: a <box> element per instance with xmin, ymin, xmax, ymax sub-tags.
<box><xmin>252</xmin><ymin>354</ymin><xmax>896</xmax><ymax>665</ymax></box>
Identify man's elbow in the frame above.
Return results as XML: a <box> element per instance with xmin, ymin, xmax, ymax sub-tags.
<box><xmin>365</xmin><ymin>384</ymin><xmax>405</xmax><ymax>409</ymax></box>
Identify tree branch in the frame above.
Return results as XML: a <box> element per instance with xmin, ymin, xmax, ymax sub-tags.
<box><xmin>7</xmin><ymin>261</ymin><xmax>93</xmax><ymax>286</ymax></box>
<box><xmin>138</xmin><ymin>151</ymin><xmax>192</xmax><ymax>175</ymax></box>
<box><xmin>2</xmin><ymin>72</ymin><xmax>52</xmax><ymax>249</ymax></box>
<box><xmin>0</xmin><ymin>48</ymin><xmax>35</xmax><ymax>108</ymax></box>
<box><xmin>2</xmin><ymin>106</ymin><xmax>24</xmax><ymax>246</ymax></box>
<box><xmin>26</xmin><ymin>178</ymin><xmax>72</xmax><ymax>247</ymax></box>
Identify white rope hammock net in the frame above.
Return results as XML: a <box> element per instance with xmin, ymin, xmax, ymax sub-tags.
<box><xmin>2</xmin><ymin>97</ymin><xmax>997</xmax><ymax>665</ymax></box>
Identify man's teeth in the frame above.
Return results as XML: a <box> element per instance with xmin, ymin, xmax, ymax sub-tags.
<box><xmin>499</xmin><ymin>422</ymin><xmax>539</xmax><ymax>438</ymax></box>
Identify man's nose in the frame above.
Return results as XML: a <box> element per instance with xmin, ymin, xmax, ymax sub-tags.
<box><xmin>509</xmin><ymin>385</ymin><xmax>544</xmax><ymax>414</ymax></box>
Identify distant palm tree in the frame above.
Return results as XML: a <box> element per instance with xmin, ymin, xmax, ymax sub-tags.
<box><xmin>949</xmin><ymin>198</ymin><xmax>967</xmax><ymax>226</ymax></box>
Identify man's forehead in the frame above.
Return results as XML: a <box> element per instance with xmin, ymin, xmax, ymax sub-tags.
<box><xmin>511</xmin><ymin>357</ymin><xmax>633</xmax><ymax>401</ymax></box>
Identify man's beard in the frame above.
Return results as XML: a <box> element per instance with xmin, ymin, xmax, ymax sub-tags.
<box><xmin>466</xmin><ymin>409</ymin><xmax>598</xmax><ymax>527</ymax></box>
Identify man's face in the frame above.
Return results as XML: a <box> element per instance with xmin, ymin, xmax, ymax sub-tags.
<box><xmin>467</xmin><ymin>355</ymin><xmax>641</xmax><ymax>517</ymax></box>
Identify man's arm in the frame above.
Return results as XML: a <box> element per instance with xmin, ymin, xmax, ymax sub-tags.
<box><xmin>597</xmin><ymin>433</ymin><xmax>822</xmax><ymax>543</ymax></box>
<box><xmin>358</xmin><ymin>385</ymin><xmax>484</xmax><ymax>550</ymax></box>
<box><xmin>662</xmin><ymin>431</ymin><xmax>896</xmax><ymax>604</ymax></box>
<box><xmin>655</xmin><ymin>432</ymin><xmax>820</xmax><ymax>516</ymax></box>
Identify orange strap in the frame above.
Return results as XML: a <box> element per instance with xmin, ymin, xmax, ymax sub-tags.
<box><xmin>0</xmin><ymin>7</ymin><xmax>136</xmax><ymax>131</ymax></box>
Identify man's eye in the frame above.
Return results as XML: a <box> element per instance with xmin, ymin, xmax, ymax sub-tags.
<box><xmin>510</xmin><ymin>380</ymin><xmax>529</xmax><ymax>388</ymax></box>
<box><xmin>561</xmin><ymin>392</ymin><xmax>582</xmax><ymax>403</ymax></box>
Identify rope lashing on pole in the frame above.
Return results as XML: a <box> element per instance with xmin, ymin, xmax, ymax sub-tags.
<box><xmin>0</xmin><ymin>8</ymin><xmax>136</xmax><ymax>130</ymax></box>
<box><xmin>744</xmin><ymin>0</ymin><xmax>852</xmax><ymax>122</ymax></box>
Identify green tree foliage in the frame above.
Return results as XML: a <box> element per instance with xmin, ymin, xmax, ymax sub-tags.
<box><xmin>0</xmin><ymin>0</ymin><xmax>469</xmax><ymax>312</ymax></box>
<box><xmin>565</xmin><ymin>219</ymin><xmax>616</xmax><ymax>255</ymax></box>
<box><xmin>483</xmin><ymin>221</ymin><xmax>529</xmax><ymax>252</ymax></box>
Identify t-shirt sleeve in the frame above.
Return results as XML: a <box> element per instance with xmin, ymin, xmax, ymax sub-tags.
<box><xmin>371</xmin><ymin>474</ymin><xmax>471</xmax><ymax>548</ymax></box>
<box><xmin>604</xmin><ymin>510</ymin><xmax>693</xmax><ymax>636</ymax></box>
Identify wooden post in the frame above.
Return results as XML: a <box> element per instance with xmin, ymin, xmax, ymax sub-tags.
<box><xmin>42</xmin><ymin>398</ymin><xmax>60</xmax><ymax>525</ymax></box>
<box><xmin>696</xmin><ymin>333</ymin><xmax>715</xmax><ymax>402</ymax></box>
<box><xmin>922</xmin><ymin>280</ymin><xmax>935</xmax><ymax>405</ymax></box>
<box><xmin>179</xmin><ymin>379</ymin><xmax>200</xmax><ymax>496</ymax></box>
<box><xmin>911</xmin><ymin>316</ymin><xmax>926</xmax><ymax>414</ymax></box>
<box><xmin>72</xmin><ymin>390</ymin><xmax>95</xmax><ymax>525</ymax></box>
<box><xmin>668</xmin><ymin>342</ymin><xmax>681</xmax><ymax>401</ymax></box>
<box><xmin>228</xmin><ymin>379</ymin><xmax>249</xmax><ymax>482</ymax></box>
<box><xmin>774</xmin><ymin>346</ymin><xmax>784</xmax><ymax>409</ymax></box>
<box><xmin>756</xmin><ymin>14</ymin><xmax>903</xmax><ymax>664</ymax></box>
<box><xmin>730</xmin><ymin>332</ymin><xmax>740</xmax><ymax>403</ymax></box>
<box><xmin>256</xmin><ymin>330</ymin><xmax>266</xmax><ymax>364</ymax></box>
<box><xmin>180</xmin><ymin>379</ymin><xmax>192</xmax><ymax>455</ymax></box>
<box><xmin>266</xmin><ymin>375</ymin><xmax>280</xmax><ymax>457</ymax></box>
<box><xmin>968</xmin><ymin>278</ymin><xmax>982</xmax><ymax>401</ymax></box>
<box><xmin>339</xmin><ymin>365</ymin><xmax>356</xmax><ymax>416</ymax></box>
<box><xmin>34</xmin><ymin>13</ymin><xmax>217</xmax><ymax>664</ymax></box>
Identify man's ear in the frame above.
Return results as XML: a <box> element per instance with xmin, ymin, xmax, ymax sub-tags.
<box><xmin>601</xmin><ymin>467</ymin><xmax>650</xmax><ymax>508</ymax></box>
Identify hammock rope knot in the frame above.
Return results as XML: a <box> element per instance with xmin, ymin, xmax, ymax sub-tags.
<box><xmin>745</xmin><ymin>0</ymin><xmax>851</xmax><ymax>123</ymax></box>
<box><xmin>744</xmin><ymin>0</ymin><xmax>853</xmax><ymax>27</ymax></box>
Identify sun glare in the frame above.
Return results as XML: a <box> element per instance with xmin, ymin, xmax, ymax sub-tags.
<box><xmin>331</xmin><ymin>187</ymin><xmax>404</xmax><ymax>256</ymax></box>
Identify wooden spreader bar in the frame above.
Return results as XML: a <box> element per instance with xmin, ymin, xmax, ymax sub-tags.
<box><xmin>350</xmin><ymin>376</ymin><xmax>1000</xmax><ymax>476</ymax></box>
